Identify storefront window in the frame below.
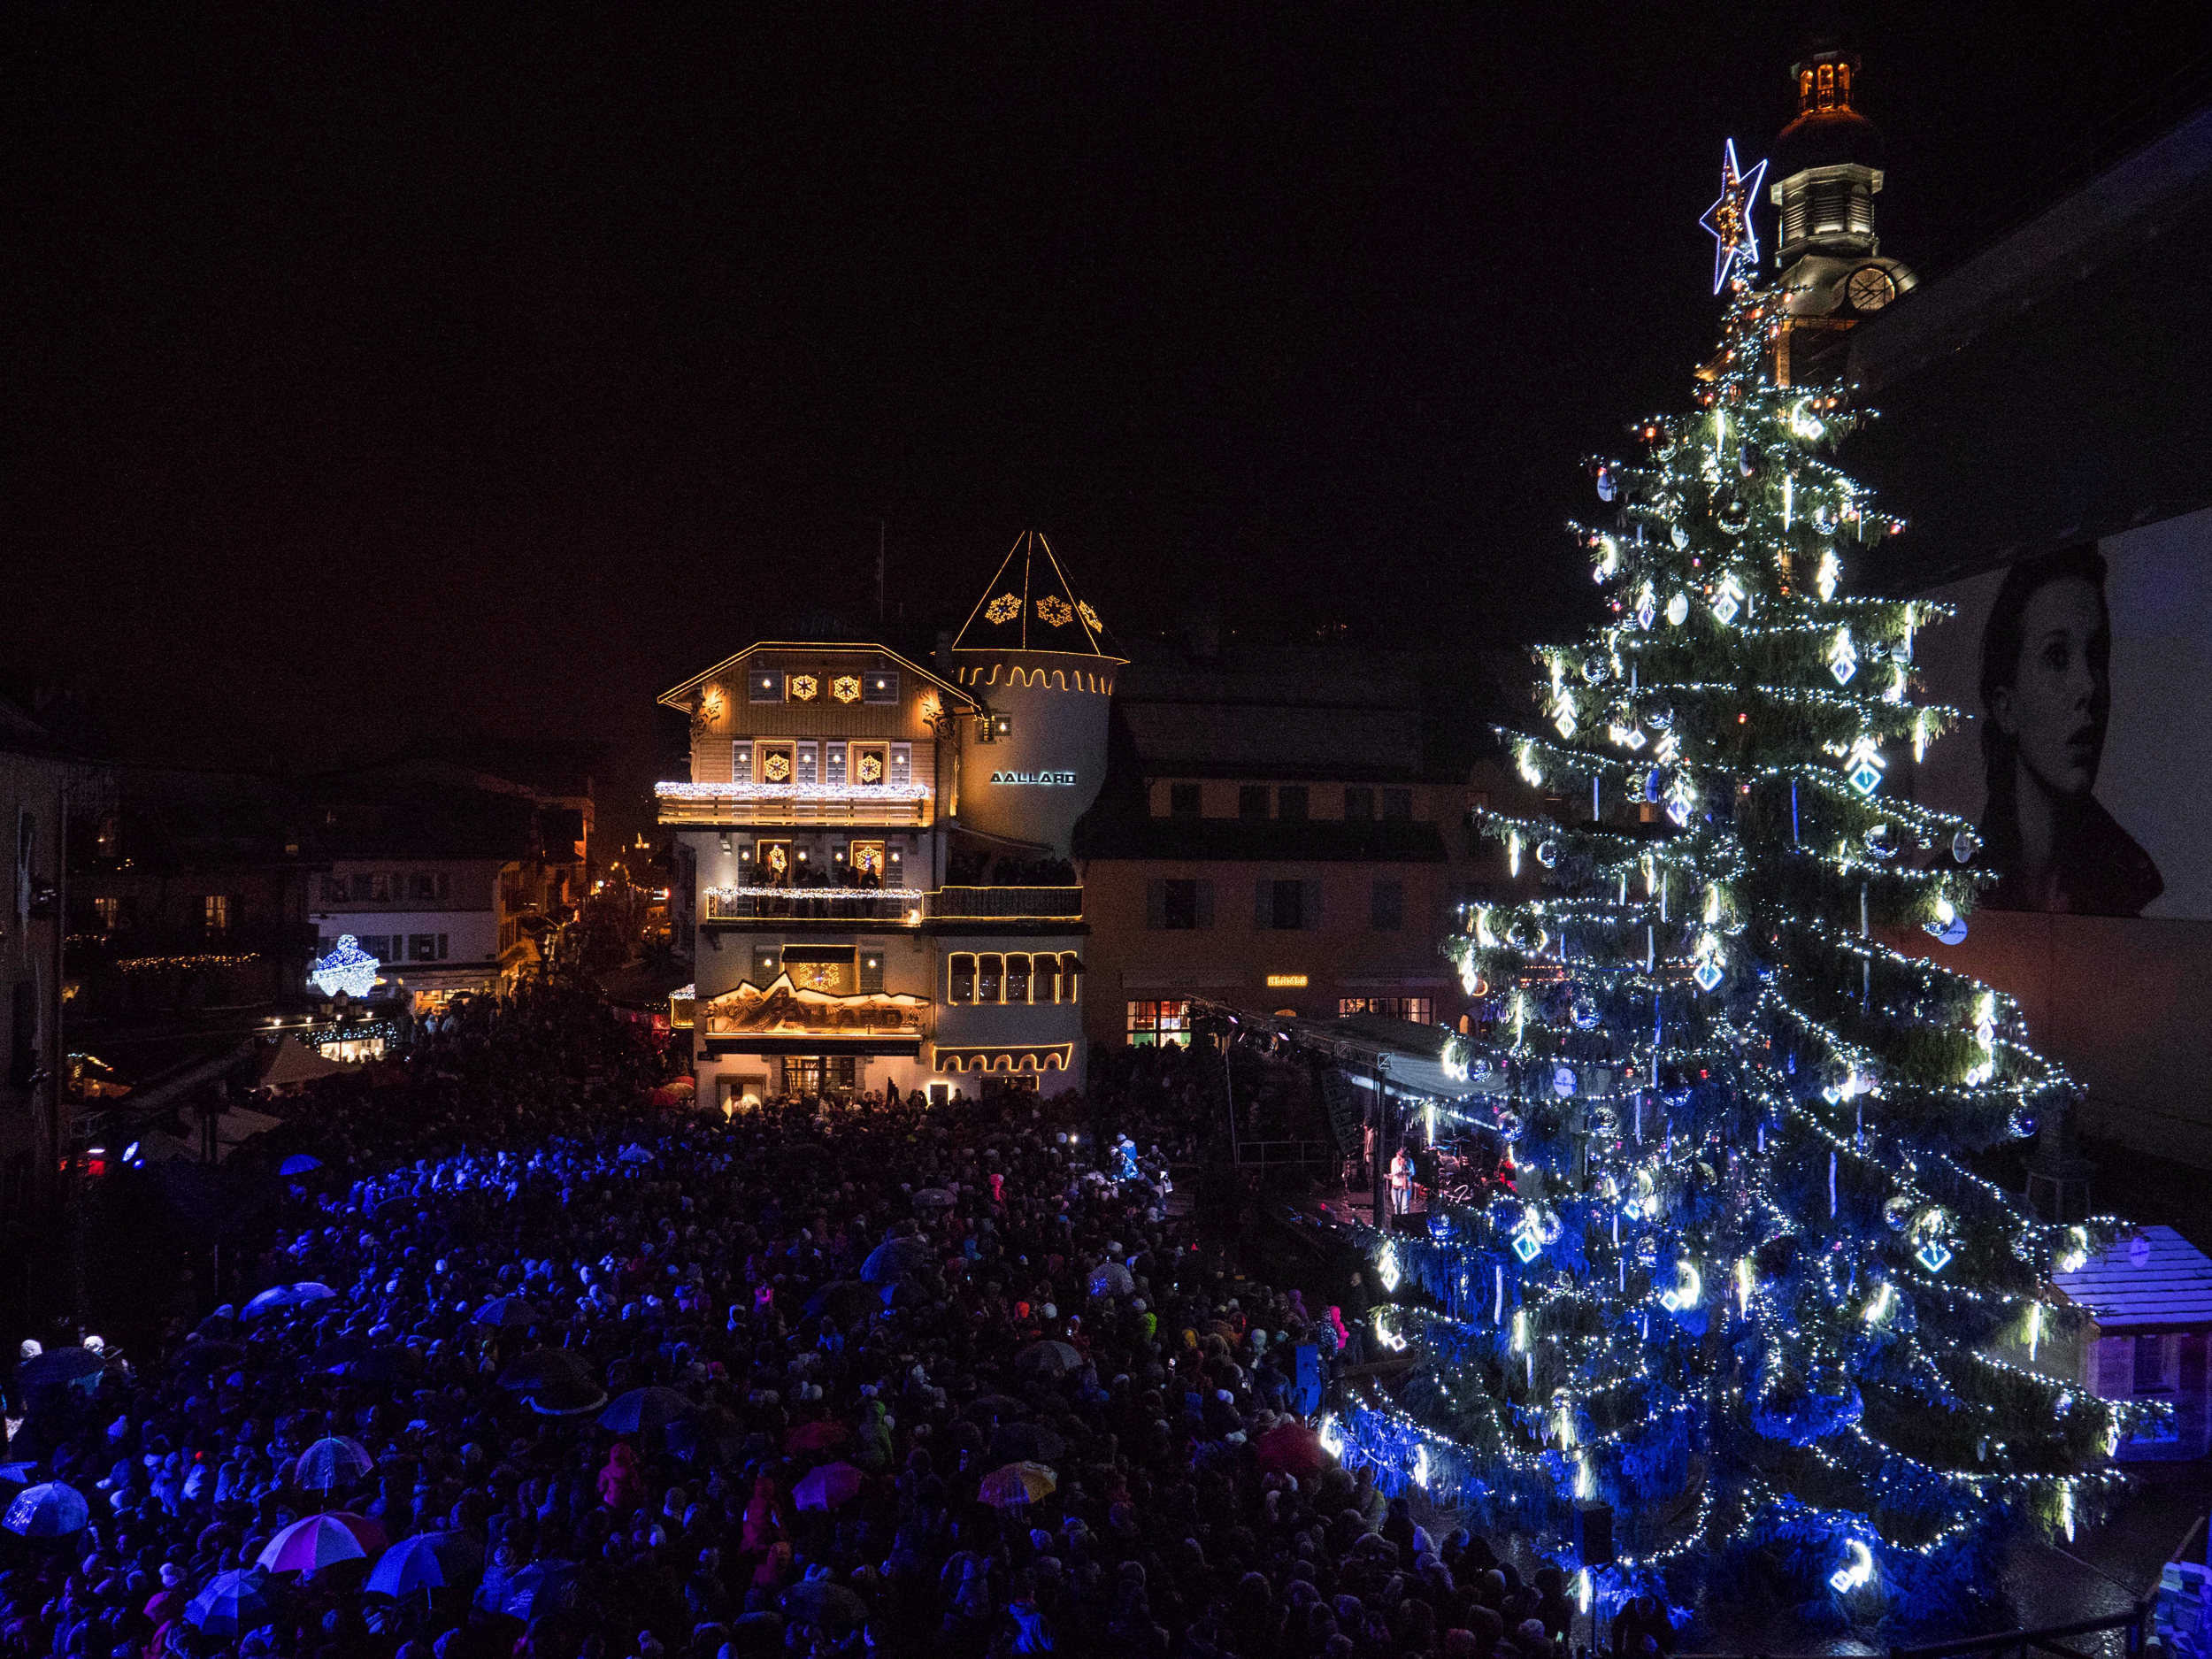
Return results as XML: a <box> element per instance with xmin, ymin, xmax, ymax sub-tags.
<box><xmin>1338</xmin><ymin>995</ymin><xmax>1433</xmax><ymax>1024</ymax></box>
<box><xmin>1125</xmin><ymin>1000</ymin><xmax>1188</xmax><ymax>1047</ymax></box>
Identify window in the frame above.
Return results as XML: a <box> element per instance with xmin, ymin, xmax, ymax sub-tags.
<box><xmin>410</xmin><ymin>934</ymin><xmax>437</xmax><ymax>962</ymax></box>
<box><xmin>749</xmin><ymin>670</ymin><xmax>782</xmax><ymax>703</ymax></box>
<box><xmin>795</xmin><ymin>743</ymin><xmax>818</xmax><ymax>787</ymax></box>
<box><xmin>751</xmin><ymin>945</ymin><xmax>782</xmax><ymax>983</ymax></box>
<box><xmin>850</xmin><ymin>841</ymin><xmax>887</xmax><ymax>881</ymax></box>
<box><xmin>204</xmin><ymin>895</ymin><xmax>231</xmax><ymax>933</ymax></box>
<box><xmin>1126</xmin><ymin>1000</ymin><xmax>1189</xmax><ymax>1048</ymax></box>
<box><xmin>1060</xmin><ymin>954</ymin><xmax>1080</xmax><ymax>1002</ymax></box>
<box><xmin>852</xmin><ymin>745</ymin><xmax>888</xmax><ymax>787</ymax></box>
<box><xmin>437</xmin><ymin>934</ymin><xmax>449</xmax><ymax>960</ymax></box>
<box><xmin>758</xmin><ymin>744</ymin><xmax>794</xmax><ymax>785</ymax></box>
<box><xmin>413</xmin><ymin>872</ymin><xmax>449</xmax><ymax>902</ymax></box>
<box><xmin>349</xmin><ymin>873</ymin><xmax>375</xmax><ymax>901</ymax></box>
<box><xmin>1278</xmin><ymin>785</ymin><xmax>1310</xmax><ymax>821</ymax></box>
<box><xmin>864</xmin><ymin>671</ymin><xmax>899</xmax><ymax>703</ymax></box>
<box><xmin>949</xmin><ymin>954</ymin><xmax>975</xmax><ymax>1003</ymax></box>
<box><xmin>92</xmin><ymin>896</ymin><xmax>119</xmax><ymax>932</ymax></box>
<box><xmin>2134</xmin><ymin>1335</ymin><xmax>2170</xmax><ymax>1395</ymax></box>
<box><xmin>733</xmin><ymin>741</ymin><xmax>754</xmax><ymax>782</ymax></box>
<box><xmin>1169</xmin><ymin>783</ymin><xmax>1202</xmax><ymax>818</ymax></box>
<box><xmin>978</xmin><ymin>954</ymin><xmax>1003</xmax><ymax>1003</ymax></box>
<box><xmin>1036</xmin><ymin>956</ymin><xmax>1061</xmax><ymax>1003</ymax></box>
<box><xmin>858</xmin><ymin>950</ymin><xmax>885</xmax><ymax>993</ymax></box>
<box><xmin>889</xmin><ymin>745</ymin><xmax>911</xmax><ymax>787</ymax></box>
<box><xmin>1239</xmin><ymin>785</ymin><xmax>1271</xmax><ymax>820</ymax></box>
<box><xmin>359</xmin><ymin>935</ymin><xmax>392</xmax><ymax>964</ymax></box>
<box><xmin>784</xmin><ymin>947</ymin><xmax>856</xmax><ymax>994</ymax></box>
<box><xmin>1338</xmin><ymin>995</ymin><xmax>1434</xmax><ymax>1025</ymax></box>
<box><xmin>757</xmin><ymin>841</ymin><xmax>793</xmax><ymax>886</ymax></box>
<box><xmin>825</xmin><ymin>745</ymin><xmax>848</xmax><ymax>787</ymax></box>
<box><xmin>1005</xmin><ymin>955</ymin><xmax>1031</xmax><ymax>1005</ymax></box>
<box><xmin>1381</xmin><ymin>787</ymin><xmax>1414</xmax><ymax>821</ymax></box>
<box><xmin>1256</xmin><ymin>879</ymin><xmax>1317</xmax><ymax>931</ymax></box>
<box><xmin>785</xmin><ymin>672</ymin><xmax>820</xmax><ymax>703</ymax></box>
<box><xmin>1147</xmin><ymin>879</ymin><xmax>1213</xmax><ymax>931</ymax></box>
<box><xmin>1344</xmin><ymin>787</ymin><xmax>1375</xmax><ymax>821</ymax></box>
<box><xmin>1372</xmin><ymin>879</ymin><xmax>1404</xmax><ymax>932</ymax></box>
<box><xmin>320</xmin><ymin>875</ymin><xmax>346</xmax><ymax>903</ymax></box>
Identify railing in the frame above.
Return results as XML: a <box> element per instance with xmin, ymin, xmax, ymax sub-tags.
<box><xmin>702</xmin><ymin>885</ymin><xmax>1084</xmax><ymax>925</ymax></box>
<box><xmin>657</xmin><ymin>783</ymin><xmax>931</xmax><ymax>827</ymax></box>
<box><xmin>928</xmin><ymin>886</ymin><xmax>1083</xmax><ymax>920</ymax></box>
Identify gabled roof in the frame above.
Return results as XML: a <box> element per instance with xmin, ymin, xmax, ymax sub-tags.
<box><xmin>951</xmin><ymin>531</ymin><xmax>1125</xmax><ymax>662</ymax></box>
<box><xmin>657</xmin><ymin>641</ymin><xmax>978</xmax><ymax>712</ymax></box>
<box><xmin>2051</xmin><ymin>1224</ymin><xmax>2212</xmax><ymax>1334</ymax></box>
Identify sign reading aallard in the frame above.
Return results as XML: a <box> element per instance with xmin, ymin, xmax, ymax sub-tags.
<box><xmin>989</xmin><ymin>771</ymin><xmax>1077</xmax><ymax>786</ymax></box>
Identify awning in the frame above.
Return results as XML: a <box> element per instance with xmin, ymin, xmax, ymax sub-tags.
<box><xmin>703</xmin><ymin>1037</ymin><xmax>923</xmax><ymax>1057</ymax></box>
<box><xmin>933</xmin><ymin>1043</ymin><xmax>1073</xmax><ymax>1073</ymax></box>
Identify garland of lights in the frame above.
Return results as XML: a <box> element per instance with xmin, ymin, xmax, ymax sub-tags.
<box><xmin>1363</xmin><ymin>147</ymin><xmax>2153</xmax><ymax>1634</ymax></box>
<box><xmin>655</xmin><ymin>781</ymin><xmax>927</xmax><ymax>802</ymax></box>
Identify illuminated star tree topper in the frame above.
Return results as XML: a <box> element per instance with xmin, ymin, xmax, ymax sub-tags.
<box><xmin>1699</xmin><ymin>138</ymin><xmax>1768</xmax><ymax>293</ymax></box>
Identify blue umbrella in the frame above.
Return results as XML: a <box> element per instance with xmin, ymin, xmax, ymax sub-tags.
<box><xmin>243</xmin><ymin>1281</ymin><xmax>337</xmax><ymax>1320</ymax></box>
<box><xmin>280</xmin><ymin>1154</ymin><xmax>324</xmax><ymax>1176</ymax></box>
<box><xmin>365</xmin><ymin>1532</ymin><xmax>482</xmax><ymax>1597</ymax></box>
<box><xmin>4</xmin><ymin>1481</ymin><xmax>89</xmax><ymax>1538</ymax></box>
<box><xmin>0</xmin><ymin>1462</ymin><xmax>37</xmax><ymax>1485</ymax></box>
<box><xmin>472</xmin><ymin>1296</ymin><xmax>539</xmax><ymax>1329</ymax></box>
<box><xmin>858</xmin><ymin>1238</ymin><xmax>933</xmax><ymax>1285</ymax></box>
<box><xmin>19</xmin><ymin>1348</ymin><xmax>103</xmax><ymax>1390</ymax></box>
<box><xmin>475</xmin><ymin>1559</ymin><xmax>580</xmax><ymax>1620</ymax></box>
<box><xmin>184</xmin><ymin>1569</ymin><xmax>273</xmax><ymax>1637</ymax></box>
<box><xmin>597</xmin><ymin>1386</ymin><xmax>694</xmax><ymax>1435</ymax></box>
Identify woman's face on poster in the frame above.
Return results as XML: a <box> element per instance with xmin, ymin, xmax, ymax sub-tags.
<box><xmin>1990</xmin><ymin>574</ymin><xmax>2109</xmax><ymax>799</ymax></box>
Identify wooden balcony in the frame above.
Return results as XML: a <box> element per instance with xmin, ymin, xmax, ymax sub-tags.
<box><xmin>701</xmin><ymin>885</ymin><xmax>1083</xmax><ymax>926</ymax></box>
<box><xmin>657</xmin><ymin>781</ymin><xmax>932</xmax><ymax>828</ymax></box>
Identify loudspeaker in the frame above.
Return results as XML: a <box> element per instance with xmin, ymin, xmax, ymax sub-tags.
<box><xmin>1573</xmin><ymin>1501</ymin><xmax>1614</xmax><ymax>1566</ymax></box>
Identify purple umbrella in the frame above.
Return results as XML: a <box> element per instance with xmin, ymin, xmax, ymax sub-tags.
<box><xmin>256</xmin><ymin>1512</ymin><xmax>386</xmax><ymax>1574</ymax></box>
<box><xmin>792</xmin><ymin>1462</ymin><xmax>864</xmax><ymax>1511</ymax></box>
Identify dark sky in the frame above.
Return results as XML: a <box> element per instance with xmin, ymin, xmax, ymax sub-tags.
<box><xmin>12</xmin><ymin>4</ymin><xmax>2208</xmax><ymax>849</ymax></box>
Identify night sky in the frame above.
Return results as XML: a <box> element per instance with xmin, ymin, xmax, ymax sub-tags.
<box><xmin>13</xmin><ymin>5</ymin><xmax>2208</xmax><ymax>849</ymax></box>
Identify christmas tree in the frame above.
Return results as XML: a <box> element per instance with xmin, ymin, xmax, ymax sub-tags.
<box><xmin>1331</xmin><ymin>151</ymin><xmax>2159</xmax><ymax>1631</ymax></box>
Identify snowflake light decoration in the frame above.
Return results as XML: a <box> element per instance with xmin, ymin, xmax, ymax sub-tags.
<box><xmin>1036</xmin><ymin>595</ymin><xmax>1072</xmax><ymax>626</ymax></box>
<box><xmin>310</xmin><ymin>934</ymin><xmax>380</xmax><ymax>999</ymax></box>
<box><xmin>787</xmin><ymin>675</ymin><xmax>818</xmax><ymax>701</ymax></box>
<box><xmin>856</xmin><ymin>753</ymin><xmax>883</xmax><ymax>784</ymax></box>
<box><xmin>762</xmin><ymin>752</ymin><xmax>792</xmax><ymax>782</ymax></box>
<box><xmin>831</xmin><ymin>675</ymin><xmax>861</xmax><ymax>703</ymax></box>
<box><xmin>986</xmin><ymin>594</ymin><xmax>1021</xmax><ymax>624</ymax></box>
<box><xmin>1077</xmin><ymin>601</ymin><xmax>1102</xmax><ymax>633</ymax></box>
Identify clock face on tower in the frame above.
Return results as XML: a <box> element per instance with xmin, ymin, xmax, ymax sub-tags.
<box><xmin>1845</xmin><ymin>265</ymin><xmax>1897</xmax><ymax>313</ymax></box>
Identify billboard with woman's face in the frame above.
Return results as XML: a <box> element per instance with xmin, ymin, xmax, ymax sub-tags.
<box><xmin>1912</xmin><ymin>505</ymin><xmax>2212</xmax><ymax>918</ymax></box>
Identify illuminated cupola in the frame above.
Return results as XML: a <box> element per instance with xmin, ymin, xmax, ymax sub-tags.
<box><xmin>1770</xmin><ymin>47</ymin><xmax>1916</xmax><ymax>323</ymax></box>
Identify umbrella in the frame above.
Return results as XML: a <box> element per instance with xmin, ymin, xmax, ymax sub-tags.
<box><xmin>1014</xmin><ymin>1340</ymin><xmax>1082</xmax><ymax>1379</ymax></box>
<box><xmin>803</xmin><ymin>1282</ymin><xmax>880</xmax><ymax>1325</ymax></box>
<box><xmin>183</xmin><ymin>1570</ymin><xmax>273</xmax><ymax>1637</ymax></box>
<box><xmin>784</xmin><ymin>1420</ymin><xmax>849</xmax><ymax>1455</ymax></box>
<box><xmin>472</xmin><ymin>1296</ymin><xmax>540</xmax><ymax>1330</ymax></box>
<box><xmin>294</xmin><ymin>1437</ymin><xmax>374</xmax><ymax>1493</ymax></box>
<box><xmin>257</xmin><ymin>1512</ymin><xmax>386</xmax><ymax>1574</ymax></box>
<box><xmin>1254</xmin><ymin>1421</ymin><xmax>1332</xmax><ymax>1479</ymax></box>
<box><xmin>618</xmin><ymin>1145</ymin><xmax>655</xmax><ymax>1164</ymax></box>
<box><xmin>977</xmin><ymin>1462</ymin><xmax>1056</xmax><ymax>1509</ymax></box>
<box><xmin>597</xmin><ymin>1386</ymin><xmax>693</xmax><ymax>1436</ymax></box>
<box><xmin>174</xmin><ymin>1340</ymin><xmax>247</xmax><ymax>1375</ymax></box>
<box><xmin>911</xmin><ymin>1187</ymin><xmax>956</xmax><ymax>1210</ymax></box>
<box><xmin>780</xmin><ymin>1579</ymin><xmax>866</xmax><ymax>1636</ymax></box>
<box><xmin>0</xmin><ymin>1462</ymin><xmax>36</xmax><ymax>1486</ymax></box>
<box><xmin>664</xmin><ymin>1407</ymin><xmax>747</xmax><ymax>1467</ymax></box>
<box><xmin>497</xmin><ymin>1349</ymin><xmax>597</xmax><ymax>1393</ymax></box>
<box><xmin>477</xmin><ymin>1559</ymin><xmax>581</xmax><ymax>1620</ymax></box>
<box><xmin>242</xmin><ymin>1282</ymin><xmax>336</xmax><ymax>1320</ymax></box>
<box><xmin>279</xmin><ymin>1154</ymin><xmax>324</xmax><ymax>1176</ymax></box>
<box><xmin>961</xmin><ymin>1394</ymin><xmax>1029</xmax><ymax>1423</ymax></box>
<box><xmin>526</xmin><ymin>1379</ymin><xmax>607</xmax><ymax>1417</ymax></box>
<box><xmin>289</xmin><ymin>1280</ymin><xmax>338</xmax><ymax>1307</ymax></box>
<box><xmin>365</xmin><ymin>1531</ymin><xmax>482</xmax><ymax>1597</ymax></box>
<box><xmin>989</xmin><ymin>1423</ymin><xmax>1066</xmax><ymax>1465</ymax></box>
<box><xmin>195</xmin><ymin>1306</ymin><xmax>238</xmax><ymax>1340</ymax></box>
<box><xmin>19</xmin><ymin>1348</ymin><xmax>103</xmax><ymax>1390</ymax></box>
<box><xmin>791</xmin><ymin>1462</ymin><xmax>864</xmax><ymax>1512</ymax></box>
<box><xmin>1087</xmin><ymin>1262</ymin><xmax>1134</xmax><ymax>1298</ymax></box>
<box><xmin>858</xmin><ymin>1238</ymin><xmax>933</xmax><ymax>1285</ymax></box>
<box><xmin>3</xmin><ymin>1482</ymin><xmax>89</xmax><ymax>1538</ymax></box>
<box><xmin>306</xmin><ymin>1336</ymin><xmax>371</xmax><ymax>1374</ymax></box>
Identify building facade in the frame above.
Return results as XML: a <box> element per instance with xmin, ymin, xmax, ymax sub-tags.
<box><xmin>1073</xmin><ymin>641</ymin><xmax>1487</xmax><ymax>1050</ymax></box>
<box><xmin>660</xmin><ymin>534</ymin><xmax>1116</xmax><ymax>1105</ymax></box>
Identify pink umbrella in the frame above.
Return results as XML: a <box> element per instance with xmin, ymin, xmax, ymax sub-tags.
<box><xmin>791</xmin><ymin>1462</ymin><xmax>864</xmax><ymax>1512</ymax></box>
<box><xmin>257</xmin><ymin>1512</ymin><xmax>387</xmax><ymax>1574</ymax></box>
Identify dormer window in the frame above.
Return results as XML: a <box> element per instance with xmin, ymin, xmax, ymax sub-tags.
<box><xmin>864</xmin><ymin>672</ymin><xmax>899</xmax><ymax>703</ymax></box>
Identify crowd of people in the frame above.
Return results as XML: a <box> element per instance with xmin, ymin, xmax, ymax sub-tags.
<box><xmin>1</xmin><ymin>984</ymin><xmax>1657</xmax><ymax>1659</ymax></box>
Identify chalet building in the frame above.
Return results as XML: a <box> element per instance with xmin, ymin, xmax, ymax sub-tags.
<box><xmin>659</xmin><ymin>533</ymin><xmax>1116</xmax><ymax>1105</ymax></box>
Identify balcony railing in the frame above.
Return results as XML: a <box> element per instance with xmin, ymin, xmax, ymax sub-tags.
<box><xmin>657</xmin><ymin>781</ymin><xmax>931</xmax><ymax>827</ymax></box>
<box><xmin>703</xmin><ymin>885</ymin><xmax>1083</xmax><ymax>925</ymax></box>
